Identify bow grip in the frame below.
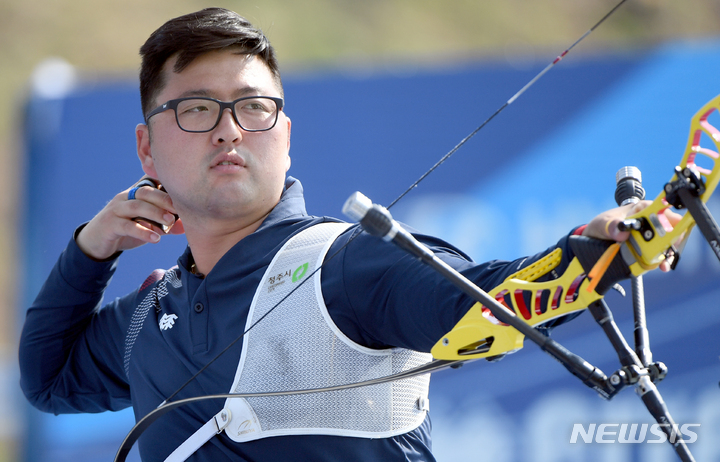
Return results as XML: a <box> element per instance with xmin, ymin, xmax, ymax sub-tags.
<box><xmin>568</xmin><ymin>235</ymin><xmax>631</xmax><ymax>295</ymax></box>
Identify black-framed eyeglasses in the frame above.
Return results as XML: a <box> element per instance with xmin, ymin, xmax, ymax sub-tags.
<box><xmin>144</xmin><ymin>96</ymin><xmax>284</xmax><ymax>133</ymax></box>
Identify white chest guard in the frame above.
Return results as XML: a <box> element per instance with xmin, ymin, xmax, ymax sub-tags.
<box><xmin>225</xmin><ymin>222</ymin><xmax>432</xmax><ymax>441</ymax></box>
<box><xmin>166</xmin><ymin>222</ymin><xmax>432</xmax><ymax>461</ymax></box>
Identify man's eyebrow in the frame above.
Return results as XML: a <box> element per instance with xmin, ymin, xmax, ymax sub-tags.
<box><xmin>232</xmin><ymin>86</ymin><xmax>265</xmax><ymax>98</ymax></box>
<box><xmin>176</xmin><ymin>87</ymin><xmax>267</xmax><ymax>100</ymax></box>
<box><xmin>177</xmin><ymin>89</ymin><xmax>213</xmax><ymax>98</ymax></box>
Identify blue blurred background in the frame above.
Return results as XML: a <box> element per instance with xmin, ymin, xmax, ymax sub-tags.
<box><xmin>19</xmin><ymin>37</ymin><xmax>720</xmax><ymax>461</ymax></box>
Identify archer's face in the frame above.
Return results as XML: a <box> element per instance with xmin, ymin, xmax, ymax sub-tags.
<box><xmin>136</xmin><ymin>49</ymin><xmax>291</xmax><ymax>228</ymax></box>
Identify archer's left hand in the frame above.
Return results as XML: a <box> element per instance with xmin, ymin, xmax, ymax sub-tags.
<box><xmin>582</xmin><ymin>200</ymin><xmax>682</xmax><ymax>272</ymax></box>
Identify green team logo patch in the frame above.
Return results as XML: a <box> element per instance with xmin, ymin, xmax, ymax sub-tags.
<box><xmin>292</xmin><ymin>262</ymin><xmax>309</xmax><ymax>282</ymax></box>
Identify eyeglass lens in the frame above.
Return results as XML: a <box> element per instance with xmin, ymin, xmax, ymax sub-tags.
<box><xmin>176</xmin><ymin>97</ymin><xmax>279</xmax><ymax>132</ymax></box>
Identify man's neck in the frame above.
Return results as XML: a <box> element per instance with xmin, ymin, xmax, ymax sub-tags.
<box><xmin>182</xmin><ymin>211</ymin><xmax>271</xmax><ymax>277</ymax></box>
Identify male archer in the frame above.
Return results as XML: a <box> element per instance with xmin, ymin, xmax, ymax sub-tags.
<box><xmin>19</xmin><ymin>7</ymin><xmax>678</xmax><ymax>461</ymax></box>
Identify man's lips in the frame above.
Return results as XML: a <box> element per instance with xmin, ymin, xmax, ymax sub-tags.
<box><xmin>210</xmin><ymin>152</ymin><xmax>246</xmax><ymax>169</ymax></box>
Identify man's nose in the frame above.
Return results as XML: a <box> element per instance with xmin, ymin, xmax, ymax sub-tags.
<box><xmin>212</xmin><ymin>108</ymin><xmax>243</xmax><ymax>144</ymax></box>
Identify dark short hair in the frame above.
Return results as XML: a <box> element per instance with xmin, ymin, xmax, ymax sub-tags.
<box><xmin>139</xmin><ymin>8</ymin><xmax>283</xmax><ymax>118</ymax></box>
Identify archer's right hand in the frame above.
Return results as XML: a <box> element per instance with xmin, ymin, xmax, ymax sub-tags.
<box><xmin>76</xmin><ymin>178</ymin><xmax>184</xmax><ymax>260</ymax></box>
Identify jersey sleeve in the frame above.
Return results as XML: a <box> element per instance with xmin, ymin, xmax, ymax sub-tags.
<box><xmin>19</xmin><ymin>232</ymin><xmax>135</xmax><ymax>414</ymax></box>
<box><xmin>321</xmin><ymin>225</ymin><xmax>581</xmax><ymax>352</ymax></box>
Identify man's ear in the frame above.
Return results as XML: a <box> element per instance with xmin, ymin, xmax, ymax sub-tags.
<box><xmin>136</xmin><ymin>123</ymin><xmax>158</xmax><ymax>177</ymax></box>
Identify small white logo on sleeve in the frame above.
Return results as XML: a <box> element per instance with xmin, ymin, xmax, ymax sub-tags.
<box><xmin>159</xmin><ymin>313</ymin><xmax>179</xmax><ymax>330</ymax></box>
